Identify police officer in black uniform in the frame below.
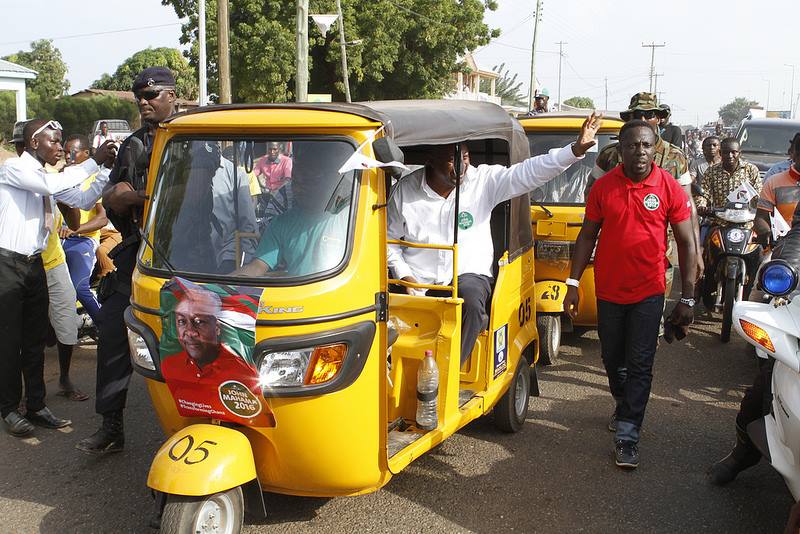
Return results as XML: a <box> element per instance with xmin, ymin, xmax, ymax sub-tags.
<box><xmin>77</xmin><ymin>67</ymin><xmax>177</xmax><ymax>453</ymax></box>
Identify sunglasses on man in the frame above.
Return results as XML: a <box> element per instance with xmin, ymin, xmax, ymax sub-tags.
<box><xmin>632</xmin><ymin>110</ymin><xmax>658</xmax><ymax>120</ymax></box>
<box><xmin>31</xmin><ymin>120</ymin><xmax>63</xmax><ymax>138</ymax></box>
<box><xmin>135</xmin><ymin>87</ymin><xmax>170</xmax><ymax>101</ymax></box>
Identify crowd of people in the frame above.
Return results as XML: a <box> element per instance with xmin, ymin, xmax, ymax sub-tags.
<box><xmin>3</xmin><ymin>64</ymin><xmax>800</xmax><ymax>528</ymax></box>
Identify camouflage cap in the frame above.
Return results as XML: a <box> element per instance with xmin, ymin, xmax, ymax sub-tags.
<box><xmin>11</xmin><ymin>120</ymin><xmax>28</xmax><ymax>143</ymax></box>
<box><xmin>620</xmin><ymin>92</ymin><xmax>667</xmax><ymax>120</ymax></box>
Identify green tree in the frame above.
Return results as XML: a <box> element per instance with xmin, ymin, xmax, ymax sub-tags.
<box><xmin>718</xmin><ymin>97</ymin><xmax>759</xmax><ymax>127</ymax></box>
<box><xmin>480</xmin><ymin>63</ymin><xmax>525</xmax><ymax>107</ymax></box>
<box><xmin>92</xmin><ymin>47</ymin><xmax>198</xmax><ymax>100</ymax></box>
<box><xmin>563</xmin><ymin>96</ymin><xmax>595</xmax><ymax>109</ymax></box>
<box><xmin>162</xmin><ymin>0</ymin><xmax>498</xmax><ymax>102</ymax></box>
<box><xmin>2</xmin><ymin>39</ymin><xmax>69</xmax><ymax>101</ymax></box>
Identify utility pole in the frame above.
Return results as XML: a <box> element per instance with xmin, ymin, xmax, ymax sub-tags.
<box><xmin>335</xmin><ymin>0</ymin><xmax>351</xmax><ymax>102</ymax></box>
<box><xmin>217</xmin><ymin>0</ymin><xmax>231</xmax><ymax>104</ymax></box>
<box><xmin>763</xmin><ymin>79</ymin><xmax>771</xmax><ymax>111</ymax></box>
<box><xmin>604</xmin><ymin>76</ymin><xmax>608</xmax><ymax>111</ymax></box>
<box><xmin>296</xmin><ymin>0</ymin><xmax>309</xmax><ymax>102</ymax></box>
<box><xmin>642</xmin><ymin>42</ymin><xmax>665</xmax><ymax>93</ymax></box>
<box><xmin>786</xmin><ymin>64</ymin><xmax>796</xmax><ymax>117</ymax></box>
<box><xmin>653</xmin><ymin>72</ymin><xmax>663</xmax><ymax>97</ymax></box>
<box><xmin>198</xmin><ymin>0</ymin><xmax>207</xmax><ymax>105</ymax></box>
<box><xmin>527</xmin><ymin>0</ymin><xmax>543</xmax><ymax>112</ymax></box>
<box><xmin>555</xmin><ymin>40</ymin><xmax>566</xmax><ymax>111</ymax></box>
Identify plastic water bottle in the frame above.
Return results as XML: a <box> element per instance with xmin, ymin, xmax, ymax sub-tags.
<box><xmin>416</xmin><ymin>350</ymin><xmax>439</xmax><ymax>430</ymax></box>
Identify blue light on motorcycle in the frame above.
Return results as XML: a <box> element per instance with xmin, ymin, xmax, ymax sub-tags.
<box><xmin>760</xmin><ymin>260</ymin><xmax>798</xmax><ymax>296</ymax></box>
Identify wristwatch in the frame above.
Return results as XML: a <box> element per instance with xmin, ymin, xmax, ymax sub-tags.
<box><xmin>679</xmin><ymin>297</ymin><xmax>696</xmax><ymax>307</ymax></box>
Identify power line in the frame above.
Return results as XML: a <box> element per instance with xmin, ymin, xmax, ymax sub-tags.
<box><xmin>642</xmin><ymin>42</ymin><xmax>665</xmax><ymax>92</ymax></box>
<box><xmin>0</xmin><ymin>23</ymin><xmax>181</xmax><ymax>47</ymax></box>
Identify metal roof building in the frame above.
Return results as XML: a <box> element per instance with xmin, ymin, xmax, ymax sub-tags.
<box><xmin>0</xmin><ymin>59</ymin><xmax>37</xmax><ymax>122</ymax></box>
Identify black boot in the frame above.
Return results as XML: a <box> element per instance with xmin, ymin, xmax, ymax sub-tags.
<box><xmin>76</xmin><ymin>411</ymin><xmax>125</xmax><ymax>454</ymax></box>
<box><xmin>708</xmin><ymin>426</ymin><xmax>761</xmax><ymax>485</ymax></box>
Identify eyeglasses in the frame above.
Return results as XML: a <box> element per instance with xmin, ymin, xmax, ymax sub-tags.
<box><xmin>31</xmin><ymin>120</ymin><xmax>63</xmax><ymax>138</ymax></box>
<box><xmin>632</xmin><ymin>110</ymin><xmax>657</xmax><ymax>120</ymax></box>
<box><xmin>135</xmin><ymin>88</ymin><xmax>164</xmax><ymax>101</ymax></box>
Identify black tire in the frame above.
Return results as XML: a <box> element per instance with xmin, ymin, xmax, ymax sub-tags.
<box><xmin>493</xmin><ymin>357</ymin><xmax>531</xmax><ymax>433</ymax></box>
<box><xmin>536</xmin><ymin>313</ymin><xmax>561</xmax><ymax>366</ymax></box>
<box><xmin>161</xmin><ymin>486</ymin><xmax>244</xmax><ymax>534</ymax></box>
<box><xmin>721</xmin><ymin>278</ymin><xmax>738</xmax><ymax>343</ymax></box>
<box><xmin>701</xmin><ymin>273</ymin><xmax>717</xmax><ymax>311</ymax></box>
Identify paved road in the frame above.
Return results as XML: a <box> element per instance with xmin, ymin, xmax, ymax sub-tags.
<box><xmin>0</xmin><ymin>307</ymin><xmax>793</xmax><ymax>533</ymax></box>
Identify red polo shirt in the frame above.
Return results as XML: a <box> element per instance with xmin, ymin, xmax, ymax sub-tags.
<box><xmin>585</xmin><ymin>163</ymin><xmax>691</xmax><ymax>304</ymax></box>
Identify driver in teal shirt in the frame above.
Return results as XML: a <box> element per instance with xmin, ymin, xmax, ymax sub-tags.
<box><xmin>233</xmin><ymin>144</ymin><xmax>351</xmax><ymax>278</ymax></box>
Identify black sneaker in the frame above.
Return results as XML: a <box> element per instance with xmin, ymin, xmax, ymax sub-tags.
<box><xmin>615</xmin><ymin>440</ymin><xmax>639</xmax><ymax>469</ymax></box>
<box><xmin>608</xmin><ymin>413</ymin><xmax>617</xmax><ymax>432</ymax></box>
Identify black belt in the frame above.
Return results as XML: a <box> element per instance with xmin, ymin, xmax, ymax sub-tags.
<box><xmin>0</xmin><ymin>247</ymin><xmax>42</xmax><ymax>264</ymax></box>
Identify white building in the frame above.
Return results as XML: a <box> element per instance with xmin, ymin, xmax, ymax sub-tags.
<box><xmin>0</xmin><ymin>59</ymin><xmax>37</xmax><ymax>122</ymax></box>
<box><xmin>447</xmin><ymin>53</ymin><xmax>501</xmax><ymax>106</ymax></box>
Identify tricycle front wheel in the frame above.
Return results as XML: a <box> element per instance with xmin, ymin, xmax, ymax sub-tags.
<box><xmin>161</xmin><ymin>486</ymin><xmax>244</xmax><ymax>534</ymax></box>
<box><xmin>536</xmin><ymin>313</ymin><xmax>561</xmax><ymax>366</ymax></box>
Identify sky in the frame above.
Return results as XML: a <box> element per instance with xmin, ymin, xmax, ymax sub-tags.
<box><xmin>3</xmin><ymin>0</ymin><xmax>799</xmax><ymax>126</ymax></box>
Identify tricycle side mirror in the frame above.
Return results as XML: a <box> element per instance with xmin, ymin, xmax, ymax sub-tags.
<box><xmin>373</xmin><ymin>137</ymin><xmax>405</xmax><ymax>180</ymax></box>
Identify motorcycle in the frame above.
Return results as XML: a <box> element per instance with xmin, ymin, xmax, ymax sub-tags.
<box><xmin>734</xmin><ymin>256</ymin><xmax>800</xmax><ymax>499</ymax></box>
<box><xmin>701</xmin><ymin>200</ymin><xmax>764</xmax><ymax>342</ymax></box>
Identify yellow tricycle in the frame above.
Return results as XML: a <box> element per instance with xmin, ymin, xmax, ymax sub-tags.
<box><xmin>126</xmin><ymin>100</ymin><xmax>541</xmax><ymax>532</ymax></box>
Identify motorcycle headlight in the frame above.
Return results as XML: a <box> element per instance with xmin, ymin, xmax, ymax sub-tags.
<box><xmin>257</xmin><ymin>343</ymin><xmax>348</xmax><ymax>388</ymax></box>
<box><xmin>127</xmin><ymin>328</ymin><xmax>156</xmax><ymax>371</ymax></box>
<box><xmin>759</xmin><ymin>260</ymin><xmax>798</xmax><ymax>297</ymax></box>
<box><xmin>719</xmin><ymin>208</ymin><xmax>755</xmax><ymax>224</ymax></box>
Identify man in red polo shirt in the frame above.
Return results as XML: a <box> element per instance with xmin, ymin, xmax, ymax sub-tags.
<box><xmin>563</xmin><ymin>120</ymin><xmax>697</xmax><ymax>469</ymax></box>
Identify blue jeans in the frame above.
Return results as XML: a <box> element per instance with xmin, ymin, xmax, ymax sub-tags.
<box><xmin>62</xmin><ymin>236</ymin><xmax>100</xmax><ymax>321</ymax></box>
<box><xmin>597</xmin><ymin>294</ymin><xmax>664</xmax><ymax>444</ymax></box>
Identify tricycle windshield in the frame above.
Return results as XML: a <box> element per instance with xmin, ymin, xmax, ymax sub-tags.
<box><xmin>144</xmin><ymin>137</ymin><xmax>358</xmax><ymax>282</ymax></box>
<box><xmin>528</xmin><ymin>132</ymin><xmax>615</xmax><ymax>205</ymax></box>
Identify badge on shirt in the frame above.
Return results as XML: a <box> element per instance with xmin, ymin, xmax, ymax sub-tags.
<box><xmin>643</xmin><ymin>194</ymin><xmax>660</xmax><ymax>211</ymax></box>
<box><xmin>458</xmin><ymin>211</ymin><xmax>474</xmax><ymax>230</ymax></box>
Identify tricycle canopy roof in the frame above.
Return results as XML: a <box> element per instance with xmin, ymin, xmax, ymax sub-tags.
<box><xmin>165</xmin><ymin>99</ymin><xmax>530</xmax><ymax>163</ymax></box>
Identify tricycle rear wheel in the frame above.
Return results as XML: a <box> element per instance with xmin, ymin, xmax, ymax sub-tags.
<box><xmin>493</xmin><ymin>357</ymin><xmax>531</xmax><ymax>433</ymax></box>
<box><xmin>161</xmin><ymin>486</ymin><xmax>244</xmax><ymax>534</ymax></box>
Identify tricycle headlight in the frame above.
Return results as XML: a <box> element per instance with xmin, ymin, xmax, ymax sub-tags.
<box><xmin>258</xmin><ymin>349</ymin><xmax>314</xmax><ymax>387</ymax></box>
<box><xmin>127</xmin><ymin>328</ymin><xmax>155</xmax><ymax>371</ymax></box>
<box><xmin>257</xmin><ymin>343</ymin><xmax>349</xmax><ymax>388</ymax></box>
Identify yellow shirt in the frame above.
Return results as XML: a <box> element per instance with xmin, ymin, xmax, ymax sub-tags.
<box><xmin>42</xmin><ymin>210</ymin><xmax>66</xmax><ymax>271</ymax></box>
<box><xmin>78</xmin><ymin>175</ymin><xmax>102</xmax><ymax>242</ymax></box>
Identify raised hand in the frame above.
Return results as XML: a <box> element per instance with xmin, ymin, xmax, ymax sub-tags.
<box><xmin>572</xmin><ymin>111</ymin><xmax>604</xmax><ymax>157</ymax></box>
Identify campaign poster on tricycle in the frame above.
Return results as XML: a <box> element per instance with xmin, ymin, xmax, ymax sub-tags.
<box><xmin>158</xmin><ymin>277</ymin><xmax>275</xmax><ymax>427</ymax></box>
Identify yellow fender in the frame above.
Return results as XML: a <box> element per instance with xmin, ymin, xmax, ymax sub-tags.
<box><xmin>534</xmin><ymin>280</ymin><xmax>568</xmax><ymax>314</ymax></box>
<box><xmin>148</xmin><ymin>424</ymin><xmax>257</xmax><ymax>497</ymax></box>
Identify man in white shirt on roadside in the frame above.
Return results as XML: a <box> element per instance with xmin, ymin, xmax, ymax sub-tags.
<box><xmin>0</xmin><ymin>119</ymin><xmax>116</xmax><ymax>437</ymax></box>
<box><xmin>388</xmin><ymin>112</ymin><xmax>602</xmax><ymax>366</ymax></box>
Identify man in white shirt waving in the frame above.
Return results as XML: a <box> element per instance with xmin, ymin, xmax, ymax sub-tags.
<box><xmin>388</xmin><ymin>112</ymin><xmax>602</xmax><ymax>367</ymax></box>
<box><xmin>0</xmin><ymin>119</ymin><xmax>116</xmax><ymax>437</ymax></box>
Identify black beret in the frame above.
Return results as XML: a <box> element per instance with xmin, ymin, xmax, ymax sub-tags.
<box><xmin>132</xmin><ymin>67</ymin><xmax>176</xmax><ymax>92</ymax></box>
